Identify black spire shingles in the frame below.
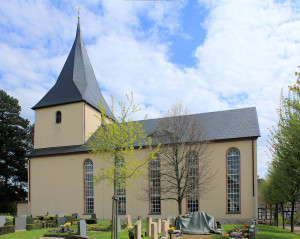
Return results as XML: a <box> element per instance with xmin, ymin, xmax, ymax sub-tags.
<box><xmin>33</xmin><ymin>20</ymin><xmax>114</xmax><ymax>120</ymax></box>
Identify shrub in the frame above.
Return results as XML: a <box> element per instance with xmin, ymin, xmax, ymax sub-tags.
<box><xmin>4</xmin><ymin>216</ymin><xmax>14</xmax><ymax>226</ymax></box>
<box><xmin>43</xmin><ymin>232</ymin><xmax>77</xmax><ymax>237</ymax></box>
<box><xmin>26</xmin><ymin>223</ymin><xmax>43</xmax><ymax>230</ymax></box>
<box><xmin>87</xmin><ymin>224</ymin><xmax>111</xmax><ymax>231</ymax></box>
<box><xmin>26</xmin><ymin>216</ymin><xmax>34</xmax><ymax>225</ymax></box>
<box><xmin>65</xmin><ymin>215</ymin><xmax>75</xmax><ymax>223</ymax></box>
<box><xmin>85</xmin><ymin>218</ymin><xmax>97</xmax><ymax>224</ymax></box>
<box><xmin>0</xmin><ymin>225</ymin><xmax>15</xmax><ymax>235</ymax></box>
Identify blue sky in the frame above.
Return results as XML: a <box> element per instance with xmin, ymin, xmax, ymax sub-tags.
<box><xmin>1</xmin><ymin>0</ymin><xmax>300</xmax><ymax>178</ymax></box>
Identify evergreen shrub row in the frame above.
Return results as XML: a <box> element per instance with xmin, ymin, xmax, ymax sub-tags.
<box><xmin>85</xmin><ymin>218</ymin><xmax>97</xmax><ymax>224</ymax></box>
<box><xmin>0</xmin><ymin>225</ymin><xmax>15</xmax><ymax>235</ymax></box>
<box><xmin>87</xmin><ymin>224</ymin><xmax>111</xmax><ymax>231</ymax></box>
<box><xmin>26</xmin><ymin>223</ymin><xmax>43</xmax><ymax>230</ymax></box>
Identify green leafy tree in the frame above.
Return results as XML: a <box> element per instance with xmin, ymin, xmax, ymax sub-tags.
<box><xmin>87</xmin><ymin>94</ymin><xmax>160</xmax><ymax>239</ymax></box>
<box><xmin>267</xmin><ymin>70</ymin><xmax>300</xmax><ymax>232</ymax></box>
<box><xmin>0</xmin><ymin>90</ymin><xmax>33</xmax><ymax>212</ymax></box>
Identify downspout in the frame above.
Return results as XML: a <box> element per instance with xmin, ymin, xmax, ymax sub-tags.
<box><xmin>83</xmin><ymin>103</ymin><xmax>86</xmax><ymax>143</ymax></box>
<box><xmin>252</xmin><ymin>139</ymin><xmax>256</xmax><ymax>220</ymax></box>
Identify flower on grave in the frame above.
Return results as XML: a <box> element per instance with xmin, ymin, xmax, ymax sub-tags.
<box><xmin>126</xmin><ymin>226</ymin><xmax>134</xmax><ymax>238</ymax></box>
<box><xmin>65</xmin><ymin>222</ymin><xmax>71</xmax><ymax>230</ymax></box>
<box><xmin>167</xmin><ymin>227</ymin><xmax>175</xmax><ymax>234</ymax></box>
<box><xmin>109</xmin><ymin>220</ymin><xmax>113</xmax><ymax>223</ymax></box>
<box><xmin>244</xmin><ymin>224</ymin><xmax>248</xmax><ymax>227</ymax></box>
<box><xmin>175</xmin><ymin>232</ymin><xmax>182</xmax><ymax>238</ymax></box>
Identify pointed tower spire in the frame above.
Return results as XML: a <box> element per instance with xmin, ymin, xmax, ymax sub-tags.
<box><xmin>33</xmin><ymin>19</ymin><xmax>114</xmax><ymax>120</ymax></box>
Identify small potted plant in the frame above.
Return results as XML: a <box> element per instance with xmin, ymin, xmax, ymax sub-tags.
<box><xmin>126</xmin><ymin>226</ymin><xmax>134</xmax><ymax>239</ymax></box>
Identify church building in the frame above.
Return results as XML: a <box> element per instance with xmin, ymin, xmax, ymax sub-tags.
<box><xmin>28</xmin><ymin>20</ymin><xmax>260</xmax><ymax>223</ymax></box>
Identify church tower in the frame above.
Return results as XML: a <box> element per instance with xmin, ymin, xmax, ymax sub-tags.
<box><xmin>32</xmin><ymin>20</ymin><xmax>113</xmax><ymax>149</ymax></box>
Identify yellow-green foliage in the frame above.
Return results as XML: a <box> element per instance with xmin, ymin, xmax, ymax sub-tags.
<box><xmin>87</xmin><ymin>93</ymin><xmax>160</xmax><ymax>188</ymax></box>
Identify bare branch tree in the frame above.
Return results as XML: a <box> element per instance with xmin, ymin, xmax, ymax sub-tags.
<box><xmin>143</xmin><ymin>101</ymin><xmax>215</xmax><ymax>215</ymax></box>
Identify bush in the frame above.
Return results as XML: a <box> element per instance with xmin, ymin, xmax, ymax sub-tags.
<box><xmin>85</xmin><ymin>218</ymin><xmax>97</xmax><ymax>224</ymax></box>
<box><xmin>0</xmin><ymin>225</ymin><xmax>15</xmax><ymax>235</ymax></box>
<box><xmin>26</xmin><ymin>216</ymin><xmax>34</xmax><ymax>225</ymax></box>
<box><xmin>4</xmin><ymin>216</ymin><xmax>14</xmax><ymax>226</ymax></box>
<box><xmin>65</xmin><ymin>215</ymin><xmax>75</xmax><ymax>223</ymax></box>
<box><xmin>43</xmin><ymin>232</ymin><xmax>77</xmax><ymax>237</ymax></box>
<box><xmin>87</xmin><ymin>224</ymin><xmax>111</xmax><ymax>231</ymax></box>
<box><xmin>26</xmin><ymin>223</ymin><xmax>43</xmax><ymax>230</ymax></box>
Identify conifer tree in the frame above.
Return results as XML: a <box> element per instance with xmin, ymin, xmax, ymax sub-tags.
<box><xmin>0</xmin><ymin>90</ymin><xmax>33</xmax><ymax>212</ymax></box>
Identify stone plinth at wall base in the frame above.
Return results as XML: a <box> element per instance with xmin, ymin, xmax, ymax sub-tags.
<box><xmin>40</xmin><ymin>236</ymin><xmax>92</xmax><ymax>239</ymax></box>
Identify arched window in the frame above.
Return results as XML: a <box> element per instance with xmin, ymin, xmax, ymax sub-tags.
<box><xmin>186</xmin><ymin>152</ymin><xmax>199</xmax><ymax>213</ymax></box>
<box><xmin>84</xmin><ymin>160</ymin><xmax>94</xmax><ymax>214</ymax></box>
<box><xmin>56</xmin><ymin>111</ymin><xmax>62</xmax><ymax>124</ymax></box>
<box><xmin>116</xmin><ymin>158</ymin><xmax>126</xmax><ymax>214</ymax></box>
<box><xmin>149</xmin><ymin>157</ymin><xmax>161</xmax><ymax>214</ymax></box>
<box><xmin>227</xmin><ymin>149</ymin><xmax>240</xmax><ymax>213</ymax></box>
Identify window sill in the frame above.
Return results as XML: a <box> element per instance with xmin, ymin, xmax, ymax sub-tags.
<box><xmin>148</xmin><ymin>213</ymin><xmax>161</xmax><ymax>215</ymax></box>
<box><xmin>226</xmin><ymin>212</ymin><xmax>241</xmax><ymax>214</ymax></box>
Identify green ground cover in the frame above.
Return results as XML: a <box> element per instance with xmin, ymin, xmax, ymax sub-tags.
<box><xmin>0</xmin><ymin>221</ymin><xmax>299</xmax><ymax>239</ymax></box>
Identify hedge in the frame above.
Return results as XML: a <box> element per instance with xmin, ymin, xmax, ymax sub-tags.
<box><xmin>43</xmin><ymin>231</ymin><xmax>78</xmax><ymax>237</ymax></box>
<box><xmin>26</xmin><ymin>223</ymin><xmax>43</xmax><ymax>230</ymax></box>
<box><xmin>0</xmin><ymin>225</ymin><xmax>15</xmax><ymax>235</ymax></box>
<box><xmin>87</xmin><ymin>224</ymin><xmax>111</xmax><ymax>231</ymax></box>
<box><xmin>4</xmin><ymin>216</ymin><xmax>14</xmax><ymax>226</ymax></box>
<box><xmin>65</xmin><ymin>215</ymin><xmax>75</xmax><ymax>223</ymax></box>
<box><xmin>85</xmin><ymin>218</ymin><xmax>97</xmax><ymax>224</ymax></box>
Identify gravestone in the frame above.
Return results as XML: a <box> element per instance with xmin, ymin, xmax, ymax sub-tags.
<box><xmin>58</xmin><ymin>213</ymin><xmax>65</xmax><ymax>218</ymax></box>
<box><xmin>161</xmin><ymin>220</ymin><xmax>168</xmax><ymax>238</ymax></box>
<box><xmin>57</xmin><ymin>217</ymin><xmax>66</xmax><ymax>226</ymax></box>
<box><xmin>151</xmin><ymin>222</ymin><xmax>158</xmax><ymax>239</ymax></box>
<box><xmin>166</xmin><ymin>218</ymin><xmax>170</xmax><ymax>227</ymax></box>
<box><xmin>138</xmin><ymin>215</ymin><xmax>143</xmax><ymax>221</ymax></box>
<box><xmin>0</xmin><ymin>216</ymin><xmax>6</xmax><ymax>227</ymax></box>
<box><xmin>134</xmin><ymin>220</ymin><xmax>142</xmax><ymax>239</ymax></box>
<box><xmin>156</xmin><ymin>219</ymin><xmax>161</xmax><ymax>233</ymax></box>
<box><xmin>72</xmin><ymin>213</ymin><xmax>79</xmax><ymax>219</ymax></box>
<box><xmin>146</xmin><ymin>216</ymin><xmax>152</xmax><ymax>236</ymax></box>
<box><xmin>126</xmin><ymin>215</ymin><xmax>132</xmax><ymax>227</ymax></box>
<box><xmin>78</xmin><ymin>219</ymin><xmax>87</xmax><ymax>237</ymax></box>
<box><xmin>15</xmin><ymin>215</ymin><xmax>27</xmax><ymax>230</ymax></box>
<box><xmin>91</xmin><ymin>213</ymin><xmax>97</xmax><ymax>219</ymax></box>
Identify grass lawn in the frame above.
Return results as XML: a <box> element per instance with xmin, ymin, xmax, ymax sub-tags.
<box><xmin>0</xmin><ymin>222</ymin><xmax>299</xmax><ymax>239</ymax></box>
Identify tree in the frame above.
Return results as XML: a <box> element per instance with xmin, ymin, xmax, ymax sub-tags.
<box><xmin>0</xmin><ymin>90</ymin><xmax>33</xmax><ymax>212</ymax></box>
<box><xmin>147</xmin><ymin>101</ymin><xmax>214</xmax><ymax>215</ymax></box>
<box><xmin>87</xmin><ymin>94</ymin><xmax>160</xmax><ymax>239</ymax></box>
<box><xmin>267</xmin><ymin>70</ymin><xmax>300</xmax><ymax>232</ymax></box>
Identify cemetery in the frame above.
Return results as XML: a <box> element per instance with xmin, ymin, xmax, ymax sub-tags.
<box><xmin>0</xmin><ymin>212</ymin><xmax>299</xmax><ymax>239</ymax></box>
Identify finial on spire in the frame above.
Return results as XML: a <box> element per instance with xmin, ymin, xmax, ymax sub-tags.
<box><xmin>75</xmin><ymin>6</ymin><xmax>80</xmax><ymax>19</ymax></box>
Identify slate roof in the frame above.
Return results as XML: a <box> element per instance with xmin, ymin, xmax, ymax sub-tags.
<box><xmin>29</xmin><ymin>107</ymin><xmax>260</xmax><ymax>157</ymax></box>
<box><xmin>32</xmin><ymin>20</ymin><xmax>114</xmax><ymax>120</ymax></box>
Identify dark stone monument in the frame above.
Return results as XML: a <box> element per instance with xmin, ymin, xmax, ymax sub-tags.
<box><xmin>91</xmin><ymin>213</ymin><xmax>96</xmax><ymax>219</ymax></box>
<box><xmin>72</xmin><ymin>213</ymin><xmax>79</xmax><ymax>219</ymax></box>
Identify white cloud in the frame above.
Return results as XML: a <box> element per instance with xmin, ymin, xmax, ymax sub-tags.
<box><xmin>1</xmin><ymin>0</ymin><xmax>300</xmax><ymax>177</ymax></box>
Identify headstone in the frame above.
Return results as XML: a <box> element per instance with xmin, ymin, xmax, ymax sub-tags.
<box><xmin>15</xmin><ymin>215</ymin><xmax>27</xmax><ymax>230</ymax></box>
<box><xmin>138</xmin><ymin>215</ymin><xmax>143</xmax><ymax>221</ymax></box>
<box><xmin>72</xmin><ymin>213</ymin><xmax>79</xmax><ymax>219</ymax></box>
<box><xmin>156</xmin><ymin>219</ymin><xmax>161</xmax><ymax>233</ymax></box>
<box><xmin>58</xmin><ymin>213</ymin><xmax>65</xmax><ymax>218</ymax></box>
<box><xmin>151</xmin><ymin>222</ymin><xmax>158</xmax><ymax>239</ymax></box>
<box><xmin>91</xmin><ymin>213</ymin><xmax>96</xmax><ymax>219</ymax></box>
<box><xmin>161</xmin><ymin>220</ymin><xmax>168</xmax><ymax>238</ymax></box>
<box><xmin>57</xmin><ymin>217</ymin><xmax>66</xmax><ymax>226</ymax></box>
<box><xmin>78</xmin><ymin>219</ymin><xmax>87</xmax><ymax>237</ymax></box>
<box><xmin>171</xmin><ymin>218</ymin><xmax>175</xmax><ymax>227</ymax></box>
<box><xmin>126</xmin><ymin>215</ymin><xmax>132</xmax><ymax>227</ymax></box>
<box><xmin>166</xmin><ymin>218</ymin><xmax>170</xmax><ymax>227</ymax></box>
<box><xmin>146</xmin><ymin>217</ymin><xmax>152</xmax><ymax>236</ymax></box>
<box><xmin>0</xmin><ymin>216</ymin><xmax>6</xmax><ymax>227</ymax></box>
<box><xmin>135</xmin><ymin>220</ymin><xmax>142</xmax><ymax>239</ymax></box>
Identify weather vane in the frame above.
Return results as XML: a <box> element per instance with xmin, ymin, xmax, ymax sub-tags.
<box><xmin>75</xmin><ymin>6</ymin><xmax>80</xmax><ymax>19</ymax></box>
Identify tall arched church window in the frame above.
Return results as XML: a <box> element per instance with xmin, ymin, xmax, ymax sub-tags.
<box><xmin>56</xmin><ymin>111</ymin><xmax>62</xmax><ymax>124</ymax></box>
<box><xmin>116</xmin><ymin>158</ymin><xmax>126</xmax><ymax>214</ymax></box>
<box><xmin>186</xmin><ymin>152</ymin><xmax>199</xmax><ymax>213</ymax></box>
<box><xmin>149</xmin><ymin>157</ymin><xmax>161</xmax><ymax>214</ymax></box>
<box><xmin>227</xmin><ymin>149</ymin><xmax>240</xmax><ymax>213</ymax></box>
<box><xmin>84</xmin><ymin>160</ymin><xmax>94</xmax><ymax>214</ymax></box>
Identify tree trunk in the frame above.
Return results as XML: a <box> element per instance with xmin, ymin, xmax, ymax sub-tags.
<box><xmin>275</xmin><ymin>203</ymin><xmax>279</xmax><ymax>227</ymax></box>
<box><xmin>111</xmin><ymin>197</ymin><xmax>115</xmax><ymax>239</ymax></box>
<box><xmin>178</xmin><ymin>197</ymin><xmax>182</xmax><ymax>215</ymax></box>
<box><xmin>281</xmin><ymin>203</ymin><xmax>285</xmax><ymax>229</ymax></box>
<box><xmin>291</xmin><ymin>201</ymin><xmax>295</xmax><ymax>233</ymax></box>
<box><xmin>269</xmin><ymin>204</ymin><xmax>272</xmax><ymax>225</ymax></box>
